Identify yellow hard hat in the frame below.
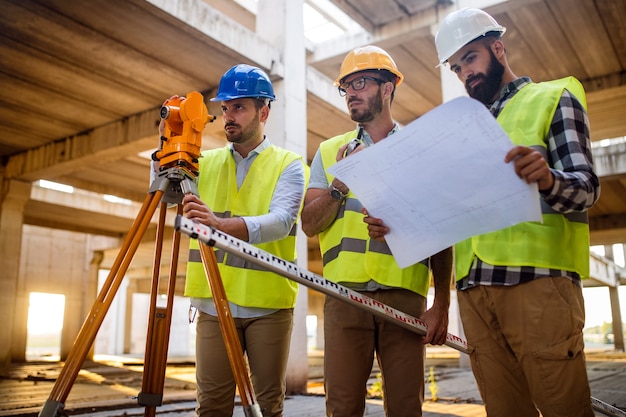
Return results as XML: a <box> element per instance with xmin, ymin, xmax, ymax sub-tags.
<box><xmin>334</xmin><ymin>45</ymin><xmax>404</xmax><ymax>87</ymax></box>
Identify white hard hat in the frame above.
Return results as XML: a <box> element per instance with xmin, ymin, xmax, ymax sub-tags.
<box><xmin>435</xmin><ymin>8</ymin><xmax>506</xmax><ymax>65</ymax></box>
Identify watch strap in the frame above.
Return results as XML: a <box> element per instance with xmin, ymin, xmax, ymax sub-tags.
<box><xmin>329</xmin><ymin>185</ymin><xmax>347</xmax><ymax>201</ymax></box>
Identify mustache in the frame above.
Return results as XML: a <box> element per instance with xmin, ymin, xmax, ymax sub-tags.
<box><xmin>224</xmin><ymin>122</ymin><xmax>239</xmax><ymax>129</ymax></box>
<box><xmin>465</xmin><ymin>74</ymin><xmax>484</xmax><ymax>89</ymax></box>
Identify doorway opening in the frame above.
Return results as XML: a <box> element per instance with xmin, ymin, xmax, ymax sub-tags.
<box><xmin>26</xmin><ymin>292</ymin><xmax>65</xmax><ymax>361</ymax></box>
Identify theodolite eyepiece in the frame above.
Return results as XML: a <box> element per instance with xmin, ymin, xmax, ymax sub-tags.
<box><xmin>159</xmin><ymin>105</ymin><xmax>173</xmax><ymax>120</ymax></box>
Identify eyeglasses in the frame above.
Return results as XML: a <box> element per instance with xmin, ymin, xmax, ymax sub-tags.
<box><xmin>338</xmin><ymin>76</ymin><xmax>386</xmax><ymax>97</ymax></box>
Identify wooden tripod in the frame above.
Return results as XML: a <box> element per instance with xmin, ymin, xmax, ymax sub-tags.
<box><xmin>38</xmin><ymin>167</ymin><xmax>261</xmax><ymax>417</ymax></box>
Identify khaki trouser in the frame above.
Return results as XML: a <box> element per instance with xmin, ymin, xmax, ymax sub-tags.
<box><xmin>324</xmin><ymin>289</ymin><xmax>426</xmax><ymax>417</ymax></box>
<box><xmin>458</xmin><ymin>277</ymin><xmax>594</xmax><ymax>417</ymax></box>
<box><xmin>195</xmin><ymin>309</ymin><xmax>293</xmax><ymax>417</ymax></box>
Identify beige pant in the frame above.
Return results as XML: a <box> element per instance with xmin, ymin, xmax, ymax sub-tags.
<box><xmin>324</xmin><ymin>289</ymin><xmax>426</xmax><ymax>417</ymax></box>
<box><xmin>458</xmin><ymin>277</ymin><xmax>594</xmax><ymax>417</ymax></box>
<box><xmin>195</xmin><ymin>309</ymin><xmax>293</xmax><ymax>417</ymax></box>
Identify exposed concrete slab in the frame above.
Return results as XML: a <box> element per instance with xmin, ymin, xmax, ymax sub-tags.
<box><xmin>2</xmin><ymin>349</ymin><xmax>624</xmax><ymax>417</ymax></box>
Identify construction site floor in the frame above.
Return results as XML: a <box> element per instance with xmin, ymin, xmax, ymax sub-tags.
<box><xmin>1</xmin><ymin>348</ymin><xmax>624</xmax><ymax>416</ymax></box>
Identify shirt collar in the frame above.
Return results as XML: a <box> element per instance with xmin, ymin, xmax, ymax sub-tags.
<box><xmin>230</xmin><ymin>136</ymin><xmax>270</xmax><ymax>161</ymax></box>
<box><xmin>489</xmin><ymin>76</ymin><xmax>532</xmax><ymax>116</ymax></box>
<box><xmin>357</xmin><ymin>123</ymin><xmax>399</xmax><ymax>145</ymax></box>
<box><xmin>497</xmin><ymin>76</ymin><xmax>532</xmax><ymax>100</ymax></box>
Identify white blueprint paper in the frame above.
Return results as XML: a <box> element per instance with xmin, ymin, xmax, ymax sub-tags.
<box><xmin>327</xmin><ymin>96</ymin><xmax>542</xmax><ymax>268</ymax></box>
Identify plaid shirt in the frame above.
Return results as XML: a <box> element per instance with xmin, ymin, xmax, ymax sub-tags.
<box><xmin>457</xmin><ymin>77</ymin><xmax>600</xmax><ymax>290</ymax></box>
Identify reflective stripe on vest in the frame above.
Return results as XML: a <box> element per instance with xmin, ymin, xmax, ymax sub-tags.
<box><xmin>455</xmin><ymin>77</ymin><xmax>591</xmax><ymax>281</ymax></box>
<box><xmin>318</xmin><ymin>131</ymin><xmax>431</xmax><ymax>296</ymax></box>
<box><xmin>184</xmin><ymin>145</ymin><xmax>303</xmax><ymax>308</ymax></box>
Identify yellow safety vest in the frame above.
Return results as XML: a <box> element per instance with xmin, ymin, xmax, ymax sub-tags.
<box><xmin>455</xmin><ymin>77</ymin><xmax>591</xmax><ymax>280</ymax></box>
<box><xmin>318</xmin><ymin>130</ymin><xmax>431</xmax><ymax>296</ymax></box>
<box><xmin>184</xmin><ymin>145</ymin><xmax>304</xmax><ymax>308</ymax></box>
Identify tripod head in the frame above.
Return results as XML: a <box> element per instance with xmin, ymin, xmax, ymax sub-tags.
<box><xmin>150</xmin><ymin>92</ymin><xmax>216</xmax><ymax>204</ymax></box>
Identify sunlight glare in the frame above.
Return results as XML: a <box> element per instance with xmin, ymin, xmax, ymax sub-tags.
<box><xmin>38</xmin><ymin>180</ymin><xmax>74</xmax><ymax>193</ymax></box>
<box><xmin>28</xmin><ymin>292</ymin><xmax>65</xmax><ymax>335</ymax></box>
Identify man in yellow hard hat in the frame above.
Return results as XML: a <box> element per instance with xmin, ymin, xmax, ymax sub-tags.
<box><xmin>302</xmin><ymin>45</ymin><xmax>453</xmax><ymax>417</ymax></box>
<box><xmin>432</xmin><ymin>8</ymin><xmax>600</xmax><ymax>417</ymax></box>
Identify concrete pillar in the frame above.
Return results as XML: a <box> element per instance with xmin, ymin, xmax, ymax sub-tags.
<box><xmin>85</xmin><ymin>250</ymin><xmax>103</xmax><ymax>360</ymax></box>
<box><xmin>0</xmin><ymin>176</ymin><xmax>31</xmax><ymax>369</ymax></box>
<box><xmin>124</xmin><ymin>279</ymin><xmax>138</xmax><ymax>354</ymax></box>
<box><xmin>0</xmin><ymin>178</ymin><xmax>31</xmax><ymax>367</ymax></box>
<box><xmin>59</xmin><ymin>250</ymin><xmax>104</xmax><ymax>361</ymax></box>
<box><xmin>605</xmin><ymin>245</ymin><xmax>625</xmax><ymax>351</ymax></box>
<box><xmin>431</xmin><ymin>19</ymin><xmax>470</xmax><ymax>367</ymax></box>
<box><xmin>256</xmin><ymin>0</ymin><xmax>309</xmax><ymax>394</ymax></box>
<box><xmin>609</xmin><ymin>286</ymin><xmax>624</xmax><ymax>351</ymax></box>
<box><xmin>620</xmin><ymin>244</ymin><xmax>626</xmax><ymax>351</ymax></box>
<box><xmin>11</xmin><ymin>290</ymin><xmax>29</xmax><ymax>363</ymax></box>
<box><xmin>307</xmin><ymin>291</ymin><xmax>325</xmax><ymax>351</ymax></box>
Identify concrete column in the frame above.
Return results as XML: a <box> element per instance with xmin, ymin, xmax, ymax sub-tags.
<box><xmin>307</xmin><ymin>291</ymin><xmax>325</xmax><ymax>351</ymax></box>
<box><xmin>56</xmin><ymin>249</ymin><xmax>102</xmax><ymax>361</ymax></box>
<box><xmin>609</xmin><ymin>286</ymin><xmax>624</xmax><ymax>351</ymax></box>
<box><xmin>0</xmin><ymin>178</ymin><xmax>31</xmax><ymax>367</ymax></box>
<box><xmin>124</xmin><ymin>279</ymin><xmax>138</xmax><ymax>354</ymax></box>
<box><xmin>432</xmin><ymin>20</ymin><xmax>470</xmax><ymax>367</ymax></box>
<box><xmin>620</xmin><ymin>244</ymin><xmax>626</xmax><ymax>351</ymax></box>
<box><xmin>605</xmin><ymin>245</ymin><xmax>625</xmax><ymax>351</ymax></box>
<box><xmin>85</xmin><ymin>250</ymin><xmax>103</xmax><ymax>359</ymax></box>
<box><xmin>439</xmin><ymin>60</ymin><xmax>467</xmax><ymax>102</ymax></box>
<box><xmin>256</xmin><ymin>0</ymin><xmax>309</xmax><ymax>394</ymax></box>
<box><xmin>11</xmin><ymin>293</ymin><xmax>29</xmax><ymax>363</ymax></box>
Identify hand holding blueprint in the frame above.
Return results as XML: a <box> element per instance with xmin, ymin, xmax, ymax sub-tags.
<box><xmin>328</xmin><ymin>96</ymin><xmax>542</xmax><ymax>268</ymax></box>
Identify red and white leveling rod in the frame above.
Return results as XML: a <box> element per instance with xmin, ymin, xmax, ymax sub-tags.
<box><xmin>175</xmin><ymin>215</ymin><xmax>467</xmax><ymax>353</ymax></box>
<box><xmin>175</xmin><ymin>215</ymin><xmax>626</xmax><ymax>417</ymax></box>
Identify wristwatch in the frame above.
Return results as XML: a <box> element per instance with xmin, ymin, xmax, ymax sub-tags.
<box><xmin>329</xmin><ymin>185</ymin><xmax>348</xmax><ymax>201</ymax></box>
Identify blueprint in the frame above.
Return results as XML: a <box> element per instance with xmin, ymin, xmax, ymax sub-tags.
<box><xmin>328</xmin><ymin>96</ymin><xmax>542</xmax><ymax>268</ymax></box>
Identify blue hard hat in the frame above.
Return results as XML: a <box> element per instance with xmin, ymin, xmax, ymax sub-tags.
<box><xmin>211</xmin><ymin>64</ymin><xmax>276</xmax><ymax>102</ymax></box>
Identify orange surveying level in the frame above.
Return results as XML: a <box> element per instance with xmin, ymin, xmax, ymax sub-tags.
<box><xmin>154</xmin><ymin>91</ymin><xmax>215</xmax><ymax>176</ymax></box>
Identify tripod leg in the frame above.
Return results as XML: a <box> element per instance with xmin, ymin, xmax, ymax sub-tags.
<box><xmin>198</xmin><ymin>243</ymin><xmax>262</xmax><ymax>417</ymax></box>
<box><xmin>139</xmin><ymin>203</ymin><xmax>182</xmax><ymax>417</ymax></box>
<box><xmin>39</xmin><ymin>191</ymin><xmax>164</xmax><ymax>417</ymax></box>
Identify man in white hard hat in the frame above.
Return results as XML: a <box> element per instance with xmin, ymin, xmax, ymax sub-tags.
<box><xmin>302</xmin><ymin>45</ymin><xmax>453</xmax><ymax>417</ymax></box>
<box><xmin>432</xmin><ymin>8</ymin><xmax>600</xmax><ymax>417</ymax></box>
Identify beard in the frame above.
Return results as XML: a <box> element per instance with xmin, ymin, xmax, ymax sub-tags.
<box><xmin>349</xmin><ymin>89</ymin><xmax>383</xmax><ymax>123</ymax></box>
<box><xmin>225</xmin><ymin>112</ymin><xmax>261</xmax><ymax>144</ymax></box>
<box><xmin>465</xmin><ymin>50</ymin><xmax>505</xmax><ymax>105</ymax></box>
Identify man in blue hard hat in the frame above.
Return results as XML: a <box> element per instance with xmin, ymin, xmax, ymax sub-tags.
<box><xmin>174</xmin><ymin>64</ymin><xmax>306</xmax><ymax>417</ymax></box>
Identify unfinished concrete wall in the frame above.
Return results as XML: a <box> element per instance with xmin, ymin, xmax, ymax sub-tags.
<box><xmin>16</xmin><ymin>225</ymin><xmax>94</xmax><ymax>360</ymax></box>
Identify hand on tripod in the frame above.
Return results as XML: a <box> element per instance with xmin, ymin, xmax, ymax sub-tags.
<box><xmin>181</xmin><ymin>194</ymin><xmax>250</xmax><ymax>242</ymax></box>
